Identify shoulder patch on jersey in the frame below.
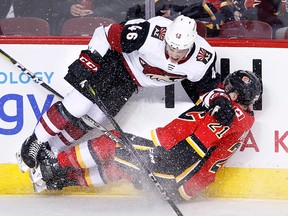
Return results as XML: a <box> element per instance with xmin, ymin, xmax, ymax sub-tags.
<box><xmin>151</xmin><ymin>25</ymin><xmax>167</xmax><ymax>41</ymax></box>
<box><xmin>196</xmin><ymin>48</ymin><xmax>213</xmax><ymax>64</ymax></box>
<box><xmin>234</xmin><ymin>107</ymin><xmax>245</xmax><ymax>121</ymax></box>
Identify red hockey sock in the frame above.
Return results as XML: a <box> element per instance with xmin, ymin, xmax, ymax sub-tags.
<box><xmin>57</xmin><ymin>148</ymin><xmax>81</xmax><ymax>168</ymax></box>
<box><xmin>66</xmin><ymin>168</ymin><xmax>88</xmax><ymax>187</ymax></box>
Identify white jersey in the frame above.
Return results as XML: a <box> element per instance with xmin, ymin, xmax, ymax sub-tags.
<box><xmin>88</xmin><ymin>16</ymin><xmax>218</xmax><ymax>87</ymax></box>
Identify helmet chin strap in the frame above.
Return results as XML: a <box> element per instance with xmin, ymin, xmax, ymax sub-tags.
<box><xmin>184</xmin><ymin>48</ymin><xmax>192</xmax><ymax>58</ymax></box>
<box><xmin>184</xmin><ymin>42</ymin><xmax>195</xmax><ymax>58</ymax></box>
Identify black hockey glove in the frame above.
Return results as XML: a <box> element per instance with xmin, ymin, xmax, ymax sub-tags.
<box><xmin>68</xmin><ymin>50</ymin><xmax>102</xmax><ymax>81</ymax></box>
<box><xmin>209</xmin><ymin>96</ymin><xmax>235</xmax><ymax>126</ymax></box>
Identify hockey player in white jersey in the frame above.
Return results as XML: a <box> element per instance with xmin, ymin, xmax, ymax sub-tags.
<box><xmin>19</xmin><ymin>15</ymin><xmax>233</xmax><ymax>171</ymax></box>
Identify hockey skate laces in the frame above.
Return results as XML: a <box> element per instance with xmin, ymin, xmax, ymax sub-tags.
<box><xmin>43</xmin><ymin>147</ymin><xmax>57</xmax><ymax>160</ymax></box>
<box><xmin>28</xmin><ymin>141</ymin><xmax>43</xmax><ymax>160</ymax></box>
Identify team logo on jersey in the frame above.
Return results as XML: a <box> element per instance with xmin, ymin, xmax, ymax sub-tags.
<box><xmin>179</xmin><ymin>111</ymin><xmax>205</xmax><ymax>121</ymax></box>
<box><xmin>151</xmin><ymin>25</ymin><xmax>166</xmax><ymax>41</ymax></box>
<box><xmin>139</xmin><ymin>57</ymin><xmax>186</xmax><ymax>82</ymax></box>
<box><xmin>196</xmin><ymin>48</ymin><xmax>212</xmax><ymax>64</ymax></box>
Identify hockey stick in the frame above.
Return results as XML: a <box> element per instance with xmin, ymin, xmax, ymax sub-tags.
<box><xmin>0</xmin><ymin>49</ymin><xmax>126</xmax><ymax>143</ymax></box>
<box><xmin>84</xmin><ymin>82</ymin><xmax>184</xmax><ymax>216</ymax></box>
<box><xmin>0</xmin><ymin>49</ymin><xmax>99</xmax><ymax>136</ymax></box>
<box><xmin>0</xmin><ymin>49</ymin><xmax>184</xmax><ymax>216</ymax></box>
<box><xmin>0</xmin><ymin>49</ymin><xmax>128</xmax><ymax>138</ymax></box>
<box><xmin>0</xmin><ymin>49</ymin><xmax>64</xmax><ymax>99</ymax></box>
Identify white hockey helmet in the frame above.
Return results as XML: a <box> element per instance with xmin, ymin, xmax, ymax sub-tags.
<box><xmin>165</xmin><ymin>15</ymin><xmax>197</xmax><ymax>51</ymax></box>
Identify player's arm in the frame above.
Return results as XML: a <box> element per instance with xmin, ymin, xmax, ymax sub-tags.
<box><xmin>65</xmin><ymin>24</ymin><xmax>113</xmax><ymax>84</ymax></box>
<box><xmin>152</xmin><ymin>88</ymin><xmax>234</xmax><ymax>150</ymax></box>
<box><xmin>185</xmin><ymin>86</ymin><xmax>235</xmax><ymax>127</ymax></box>
<box><xmin>181</xmin><ymin>53</ymin><xmax>220</xmax><ymax>104</ymax></box>
<box><xmin>101</xmin><ymin>19</ymin><xmax>150</xmax><ymax>53</ymax></box>
<box><xmin>66</xmin><ymin>21</ymin><xmax>150</xmax><ymax>83</ymax></box>
<box><xmin>151</xmin><ymin>104</ymin><xmax>208</xmax><ymax>149</ymax></box>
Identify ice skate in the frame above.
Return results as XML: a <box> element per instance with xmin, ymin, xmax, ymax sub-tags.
<box><xmin>33</xmin><ymin>179</ymin><xmax>47</xmax><ymax>193</ymax></box>
<box><xmin>20</xmin><ymin>133</ymin><xmax>46</xmax><ymax>169</ymax></box>
<box><xmin>16</xmin><ymin>150</ymin><xmax>29</xmax><ymax>173</ymax></box>
<box><xmin>30</xmin><ymin>165</ymin><xmax>43</xmax><ymax>183</ymax></box>
<box><xmin>29</xmin><ymin>158</ymin><xmax>61</xmax><ymax>183</ymax></box>
<box><xmin>29</xmin><ymin>146</ymin><xmax>77</xmax><ymax>193</ymax></box>
<box><xmin>32</xmin><ymin>163</ymin><xmax>78</xmax><ymax>193</ymax></box>
<box><xmin>29</xmin><ymin>146</ymin><xmax>60</xmax><ymax>183</ymax></box>
<box><xmin>22</xmin><ymin>143</ymin><xmax>54</xmax><ymax>177</ymax></box>
<box><xmin>32</xmin><ymin>177</ymin><xmax>70</xmax><ymax>193</ymax></box>
<box><xmin>33</xmin><ymin>176</ymin><xmax>78</xmax><ymax>193</ymax></box>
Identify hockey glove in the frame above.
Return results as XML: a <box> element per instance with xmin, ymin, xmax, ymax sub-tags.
<box><xmin>209</xmin><ymin>94</ymin><xmax>235</xmax><ymax>126</ymax></box>
<box><xmin>68</xmin><ymin>50</ymin><xmax>102</xmax><ymax>81</ymax></box>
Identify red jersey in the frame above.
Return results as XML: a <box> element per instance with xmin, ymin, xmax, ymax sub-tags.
<box><xmin>151</xmin><ymin>99</ymin><xmax>255</xmax><ymax>200</ymax></box>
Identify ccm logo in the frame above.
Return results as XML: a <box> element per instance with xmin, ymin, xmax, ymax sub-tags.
<box><xmin>79</xmin><ymin>56</ymin><xmax>99</xmax><ymax>72</ymax></box>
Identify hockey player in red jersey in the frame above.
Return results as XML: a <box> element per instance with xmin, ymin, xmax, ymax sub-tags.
<box><xmin>30</xmin><ymin>70</ymin><xmax>262</xmax><ymax>202</ymax></box>
<box><xmin>19</xmin><ymin>15</ymin><xmax>227</xmax><ymax>171</ymax></box>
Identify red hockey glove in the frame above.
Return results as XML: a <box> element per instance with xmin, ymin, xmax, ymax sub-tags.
<box><xmin>209</xmin><ymin>92</ymin><xmax>235</xmax><ymax>126</ymax></box>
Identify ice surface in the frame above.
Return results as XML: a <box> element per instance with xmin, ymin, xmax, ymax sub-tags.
<box><xmin>0</xmin><ymin>195</ymin><xmax>287</xmax><ymax>216</ymax></box>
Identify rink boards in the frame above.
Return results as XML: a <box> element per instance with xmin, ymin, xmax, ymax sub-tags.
<box><xmin>0</xmin><ymin>38</ymin><xmax>288</xmax><ymax>198</ymax></box>
<box><xmin>2</xmin><ymin>164</ymin><xmax>288</xmax><ymax>199</ymax></box>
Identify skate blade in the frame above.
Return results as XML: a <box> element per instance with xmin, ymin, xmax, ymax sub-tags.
<box><xmin>16</xmin><ymin>151</ymin><xmax>29</xmax><ymax>173</ymax></box>
<box><xmin>33</xmin><ymin>179</ymin><xmax>47</xmax><ymax>193</ymax></box>
<box><xmin>29</xmin><ymin>166</ymin><xmax>43</xmax><ymax>183</ymax></box>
